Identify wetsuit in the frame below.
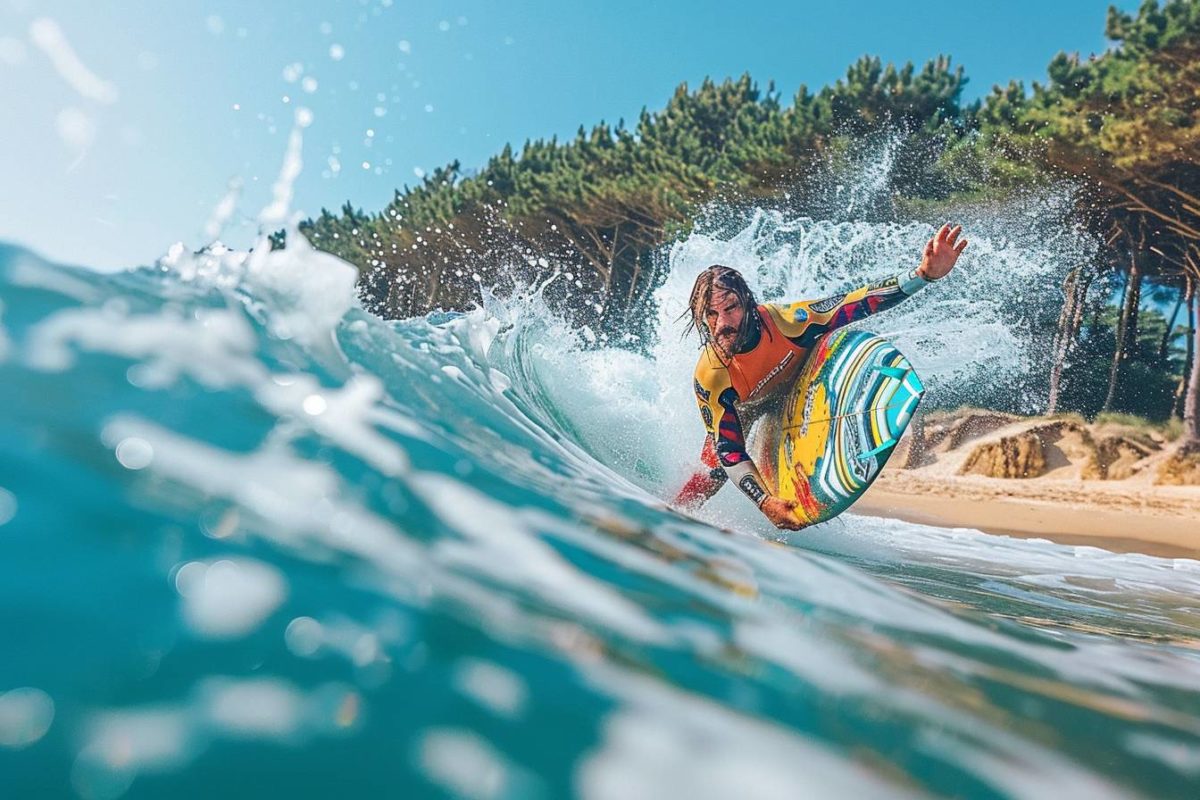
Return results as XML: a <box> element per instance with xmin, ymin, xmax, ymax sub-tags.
<box><xmin>678</xmin><ymin>268</ymin><xmax>931</xmax><ymax>509</ymax></box>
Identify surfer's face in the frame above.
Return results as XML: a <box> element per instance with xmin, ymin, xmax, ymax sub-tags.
<box><xmin>706</xmin><ymin>289</ymin><xmax>744</xmax><ymax>355</ymax></box>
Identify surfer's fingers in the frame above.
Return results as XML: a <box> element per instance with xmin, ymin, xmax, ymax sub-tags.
<box><xmin>936</xmin><ymin>222</ymin><xmax>951</xmax><ymax>244</ymax></box>
<box><xmin>954</xmin><ymin>239</ymin><xmax>968</xmax><ymax>254</ymax></box>
<box><xmin>947</xmin><ymin>225</ymin><xmax>962</xmax><ymax>245</ymax></box>
<box><xmin>924</xmin><ymin>238</ymin><xmax>935</xmax><ymax>258</ymax></box>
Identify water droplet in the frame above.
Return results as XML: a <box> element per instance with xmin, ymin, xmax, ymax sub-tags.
<box><xmin>115</xmin><ymin>437</ymin><xmax>154</xmax><ymax>470</ymax></box>
<box><xmin>284</xmin><ymin>616</ymin><xmax>324</xmax><ymax>657</ymax></box>
<box><xmin>0</xmin><ymin>488</ymin><xmax>16</xmax><ymax>526</ymax></box>
<box><xmin>303</xmin><ymin>394</ymin><xmax>328</xmax><ymax>415</ymax></box>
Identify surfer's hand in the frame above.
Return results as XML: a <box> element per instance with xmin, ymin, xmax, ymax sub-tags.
<box><xmin>917</xmin><ymin>223</ymin><xmax>967</xmax><ymax>281</ymax></box>
<box><xmin>761</xmin><ymin>496</ymin><xmax>805</xmax><ymax>530</ymax></box>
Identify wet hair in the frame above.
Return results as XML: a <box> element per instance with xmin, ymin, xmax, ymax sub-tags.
<box><xmin>682</xmin><ymin>265</ymin><xmax>761</xmax><ymax>356</ymax></box>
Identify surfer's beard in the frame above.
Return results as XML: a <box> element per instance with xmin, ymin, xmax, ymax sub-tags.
<box><xmin>714</xmin><ymin>325</ymin><xmax>740</xmax><ymax>358</ymax></box>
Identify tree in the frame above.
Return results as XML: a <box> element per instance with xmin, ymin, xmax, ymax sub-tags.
<box><xmin>299</xmin><ymin>58</ymin><xmax>968</xmax><ymax>330</ymax></box>
<box><xmin>973</xmin><ymin>0</ymin><xmax>1200</xmax><ymax>431</ymax></box>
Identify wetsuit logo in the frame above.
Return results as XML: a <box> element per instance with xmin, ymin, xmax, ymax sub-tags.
<box><xmin>748</xmin><ymin>352</ymin><xmax>794</xmax><ymax>399</ymax></box>
<box><xmin>693</xmin><ymin>380</ymin><xmax>711</xmax><ymax>402</ymax></box>
<box><xmin>738</xmin><ymin>475</ymin><xmax>766</xmax><ymax>505</ymax></box>
<box><xmin>808</xmin><ymin>293</ymin><xmax>846</xmax><ymax>313</ymax></box>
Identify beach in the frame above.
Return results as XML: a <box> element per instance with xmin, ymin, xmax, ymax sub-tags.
<box><xmin>858</xmin><ymin>472</ymin><xmax>1200</xmax><ymax>558</ymax></box>
<box><xmin>855</xmin><ymin>411</ymin><xmax>1200</xmax><ymax>558</ymax></box>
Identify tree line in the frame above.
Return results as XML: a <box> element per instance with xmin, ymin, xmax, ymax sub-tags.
<box><xmin>297</xmin><ymin>0</ymin><xmax>1200</xmax><ymax>445</ymax></box>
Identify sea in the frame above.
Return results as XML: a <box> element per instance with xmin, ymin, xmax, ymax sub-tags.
<box><xmin>1</xmin><ymin>178</ymin><xmax>1199</xmax><ymax>799</ymax></box>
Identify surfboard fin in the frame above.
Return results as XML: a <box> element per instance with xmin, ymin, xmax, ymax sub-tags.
<box><xmin>857</xmin><ymin>438</ymin><xmax>897</xmax><ymax>461</ymax></box>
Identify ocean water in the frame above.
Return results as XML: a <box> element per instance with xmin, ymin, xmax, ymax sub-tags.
<box><xmin>1</xmin><ymin>206</ymin><xmax>1199</xmax><ymax>800</ymax></box>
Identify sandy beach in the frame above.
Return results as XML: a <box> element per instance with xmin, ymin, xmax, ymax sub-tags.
<box><xmin>854</xmin><ymin>411</ymin><xmax>1200</xmax><ymax>558</ymax></box>
<box><xmin>857</xmin><ymin>473</ymin><xmax>1200</xmax><ymax>558</ymax></box>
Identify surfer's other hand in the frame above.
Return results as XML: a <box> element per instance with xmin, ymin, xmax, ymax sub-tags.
<box><xmin>917</xmin><ymin>222</ymin><xmax>968</xmax><ymax>281</ymax></box>
<box><xmin>762</xmin><ymin>496</ymin><xmax>805</xmax><ymax>530</ymax></box>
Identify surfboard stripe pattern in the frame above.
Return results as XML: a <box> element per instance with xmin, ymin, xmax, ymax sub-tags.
<box><xmin>777</xmin><ymin>329</ymin><xmax>925</xmax><ymax>525</ymax></box>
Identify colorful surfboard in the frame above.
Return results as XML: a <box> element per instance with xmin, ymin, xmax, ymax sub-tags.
<box><xmin>774</xmin><ymin>329</ymin><xmax>924</xmax><ymax>526</ymax></box>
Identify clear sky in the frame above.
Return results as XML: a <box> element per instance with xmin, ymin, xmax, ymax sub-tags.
<box><xmin>1</xmin><ymin>0</ymin><xmax>1138</xmax><ymax>270</ymax></box>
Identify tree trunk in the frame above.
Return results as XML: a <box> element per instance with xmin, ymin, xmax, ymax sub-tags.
<box><xmin>1159</xmin><ymin>287</ymin><xmax>1185</xmax><ymax>362</ymax></box>
<box><xmin>1175</xmin><ymin>277</ymin><xmax>1195</xmax><ymax>419</ymax></box>
<box><xmin>901</xmin><ymin>412</ymin><xmax>929</xmax><ymax>468</ymax></box>
<box><xmin>1047</xmin><ymin>267</ymin><xmax>1087</xmax><ymax>414</ymax></box>
<box><xmin>1102</xmin><ymin>250</ymin><xmax>1143</xmax><ymax>412</ymax></box>
<box><xmin>1184</xmin><ymin>285</ymin><xmax>1200</xmax><ymax>442</ymax></box>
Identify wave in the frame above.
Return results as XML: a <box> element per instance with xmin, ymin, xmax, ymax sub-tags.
<box><xmin>1</xmin><ymin>204</ymin><xmax>1198</xmax><ymax>798</ymax></box>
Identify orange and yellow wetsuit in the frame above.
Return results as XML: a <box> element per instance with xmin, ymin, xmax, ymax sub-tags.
<box><xmin>677</xmin><ymin>268</ymin><xmax>930</xmax><ymax>509</ymax></box>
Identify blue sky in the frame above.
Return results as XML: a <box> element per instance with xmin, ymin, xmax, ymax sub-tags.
<box><xmin>1</xmin><ymin>0</ymin><xmax>1138</xmax><ymax>270</ymax></box>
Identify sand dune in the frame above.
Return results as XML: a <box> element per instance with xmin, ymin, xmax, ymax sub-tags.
<box><xmin>857</xmin><ymin>410</ymin><xmax>1200</xmax><ymax>557</ymax></box>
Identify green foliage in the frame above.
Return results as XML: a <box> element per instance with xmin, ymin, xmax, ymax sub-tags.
<box><xmin>973</xmin><ymin>0</ymin><xmax>1200</xmax><ymax>259</ymax></box>
<box><xmin>301</xmin><ymin>59</ymin><xmax>968</xmax><ymax>324</ymax></box>
<box><xmin>294</xmin><ymin>0</ymin><xmax>1200</xmax><ymax>427</ymax></box>
<box><xmin>1093</xmin><ymin>411</ymin><xmax>1185</xmax><ymax>440</ymax></box>
<box><xmin>1060</xmin><ymin>303</ymin><xmax>1187</xmax><ymax>420</ymax></box>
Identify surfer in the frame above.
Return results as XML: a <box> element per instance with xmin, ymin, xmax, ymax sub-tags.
<box><xmin>675</xmin><ymin>223</ymin><xmax>968</xmax><ymax>529</ymax></box>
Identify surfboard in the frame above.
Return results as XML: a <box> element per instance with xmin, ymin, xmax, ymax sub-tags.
<box><xmin>774</xmin><ymin>328</ymin><xmax>924</xmax><ymax>526</ymax></box>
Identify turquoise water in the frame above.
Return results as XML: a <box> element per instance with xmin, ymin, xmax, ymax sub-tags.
<box><xmin>1</xmin><ymin>226</ymin><xmax>1199</xmax><ymax>800</ymax></box>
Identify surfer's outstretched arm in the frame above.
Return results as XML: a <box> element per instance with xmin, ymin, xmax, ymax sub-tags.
<box><xmin>768</xmin><ymin>267</ymin><xmax>930</xmax><ymax>345</ymax></box>
<box><xmin>769</xmin><ymin>223</ymin><xmax>968</xmax><ymax>343</ymax></box>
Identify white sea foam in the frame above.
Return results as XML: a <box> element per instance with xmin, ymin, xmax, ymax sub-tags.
<box><xmin>0</xmin><ymin>687</ymin><xmax>55</xmax><ymax>749</ymax></box>
<box><xmin>283</xmin><ymin>612</ymin><xmax>397</xmax><ymax>670</ymax></box>
<box><xmin>915</xmin><ymin>725</ymin><xmax>1137</xmax><ymax>800</ymax></box>
<box><xmin>241</xmin><ymin>236</ymin><xmax>359</xmax><ymax>347</ymax></box>
<box><xmin>78</xmin><ymin>706</ymin><xmax>194</xmax><ymax>772</ymax></box>
<box><xmin>100</xmin><ymin>416</ymin><xmax>418</xmax><ymax>573</ymax></box>
<box><xmin>26</xmin><ymin>304</ymin><xmax>259</xmax><ymax>380</ymax></box>
<box><xmin>414</xmin><ymin>473</ymin><xmax>669</xmax><ymax>644</ymax></box>
<box><xmin>416</xmin><ymin>728</ymin><xmax>540</xmax><ymax>800</ymax></box>
<box><xmin>73</xmin><ymin>677</ymin><xmax>363</xmax><ymax>793</ymax></box>
<box><xmin>0</xmin><ymin>299</ymin><xmax>9</xmax><ymax>362</ymax></box>
<box><xmin>1125</xmin><ymin>731</ymin><xmax>1200</xmax><ymax>776</ymax></box>
<box><xmin>452</xmin><ymin>659</ymin><xmax>529</xmax><ymax>719</ymax></box>
<box><xmin>28</xmin><ymin>291</ymin><xmax>406</xmax><ymax>474</ymax></box>
<box><xmin>416</xmin><ymin>729</ymin><xmax>510</xmax><ymax>800</ymax></box>
<box><xmin>0</xmin><ymin>487</ymin><xmax>16</xmax><ymax>526</ymax></box>
<box><xmin>254</xmin><ymin>372</ymin><xmax>408</xmax><ymax>475</ymax></box>
<box><xmin>579</xmin><ymin>665</ymin><xmax>913</xmax><ymax>800</ymax></box>
<box><xmin>733</xmin><ymin>616</ymin><xmax>883</xmax><ymax>695</ymax></box>
<box><xmin>198</xmin><ymin>677</ymin><xmax>304</xmax><ymax>739</ymax></box>
<box><xmin>174</xmin><ymin>558</ymin><xmax>287</xmax><ymax>639</ymax></box>
<box><xmin>9</xmin><ymin>254</ymin><xmax>101</xmax><ymax>300</ymax></box>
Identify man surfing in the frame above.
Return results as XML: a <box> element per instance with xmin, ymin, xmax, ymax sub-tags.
<box><xmin>674</xmin><ymin>223</ymin><xmax>968</xmax><ymax>530</ymax></box>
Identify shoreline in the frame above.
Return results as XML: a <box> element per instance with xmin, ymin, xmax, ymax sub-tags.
<box><xmin>856</xmin><ymin>476</ymin><xmax>1200</xmax><ymax>559</ymax></box>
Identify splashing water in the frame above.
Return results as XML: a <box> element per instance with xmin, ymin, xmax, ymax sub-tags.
<box><xmin>527</xmin><ymin>190</ymin><xmax>1094</xmax><ymax>519</ymax></box>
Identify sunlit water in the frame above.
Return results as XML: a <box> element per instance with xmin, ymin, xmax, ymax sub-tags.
<box><xmin>1</xmin><ymin>196</ymin><xmax>1197</xmax><ymax>800</ymax></box>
